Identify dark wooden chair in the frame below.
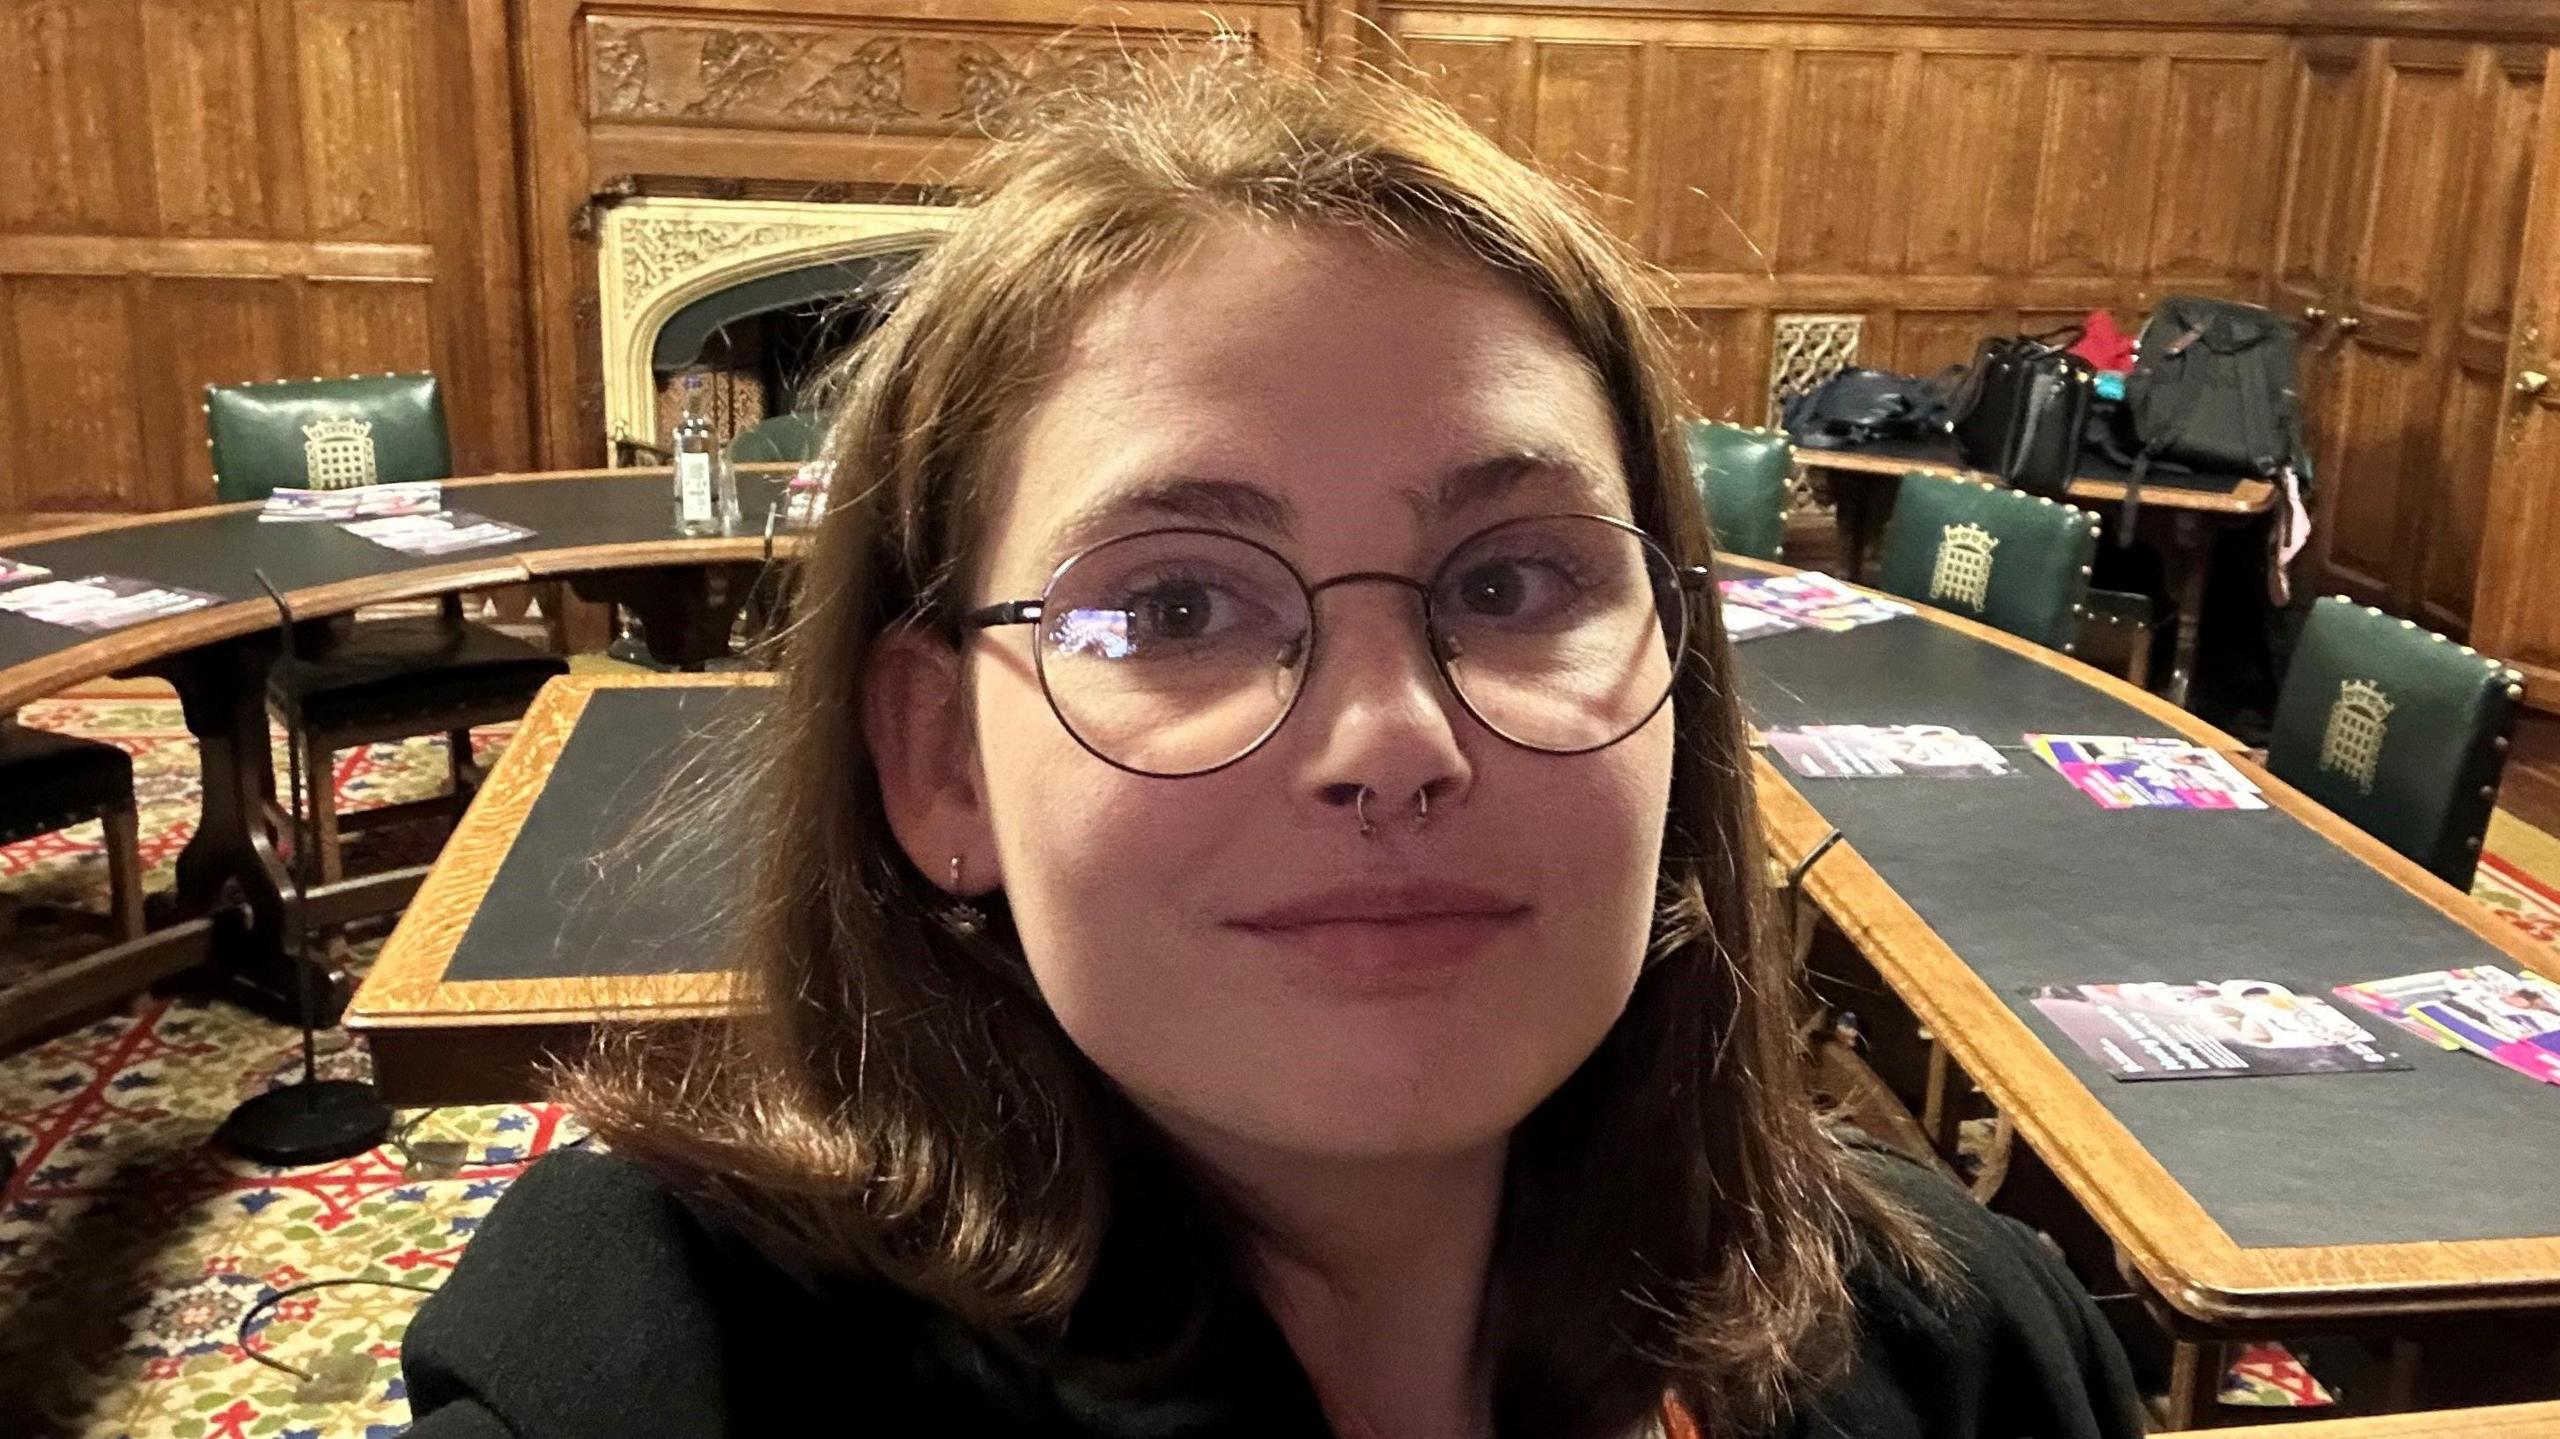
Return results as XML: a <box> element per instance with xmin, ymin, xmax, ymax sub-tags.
<box><xmin>0</xmin><ymin>718</ymin><xmax>147</xmax><ymax>1051</ymax></box>
<box><xmin>205</xmin><ymin>374</ymin><xmax>567</xmax><ymax>886</ymax></box>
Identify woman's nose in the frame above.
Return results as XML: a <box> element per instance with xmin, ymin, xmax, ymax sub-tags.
<box><xmin>1287</xmin><ymin>580</ymin><xmax>1473</xmax><ymax>828</ymax></box>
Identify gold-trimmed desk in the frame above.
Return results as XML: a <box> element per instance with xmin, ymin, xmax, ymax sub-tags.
<box><xmin>345</xmin><ymin>672</ymin><xmax>768</xmax><ymax>1106</ymax></box>
<box><xmin>1791</xmin><ymin>440</ymin><xmax>2278</xmax><ymax>710</ymax></box>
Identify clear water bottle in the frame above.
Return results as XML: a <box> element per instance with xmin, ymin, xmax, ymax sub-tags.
<box><xmin>671</xmin><ymin>374</ymin><xmax>729</xmax><ymax>537</ymax></box>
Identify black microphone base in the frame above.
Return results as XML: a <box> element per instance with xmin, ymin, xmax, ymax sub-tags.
<box><xmin>213</xmin><ymin>1079</ymin><xmax>392</xmax><ymax>1167</ymax></box>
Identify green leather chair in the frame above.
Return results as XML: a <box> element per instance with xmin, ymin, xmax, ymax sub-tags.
<box><xmin>208</xmin><ymin>374</ymin><xmax>453</xmax><ymax>503</ymax></box>
<box><xmin>1683</xmin><ymin>419</ymin><xmax>1792</xmax><ymax>562</ymax></box>
<box><xmin>2266</xmin><ymin>597</ymin><xmax>2525</xmax><ymax>891</ymax></box>
<box><xmin>204</xmin><ymin>374</ymin><xmax>566</xmax><ymax>886</ymax></box>
<box><xmin>1874</xmin><ymin>471</ymin><xmax>2099</xmax><ymax>654</ymax></box>
<box><xmin>728</xmin><ymin>412</ymin><xmax>821</xmax><ymax>464</ymax></box>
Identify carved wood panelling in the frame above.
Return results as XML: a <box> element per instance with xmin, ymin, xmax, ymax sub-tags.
<box><xmin>584</xmin><ymin>15</ymin><xmax>1229</xmax><ymax>135</ymax></box>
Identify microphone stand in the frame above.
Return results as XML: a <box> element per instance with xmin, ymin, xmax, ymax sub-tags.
<box><xmin>211</xmin><ymin>572</ymin><xmax>393</xmax><ymax>1165</ymax></box>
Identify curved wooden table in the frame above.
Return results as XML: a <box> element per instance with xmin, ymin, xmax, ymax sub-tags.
<box><xmin>0</xmin><ymin>467</ymin><xmax>798</xmax><ymax>1028</ymax></box>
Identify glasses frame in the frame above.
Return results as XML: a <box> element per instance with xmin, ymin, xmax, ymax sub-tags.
<box><xmin>957</xmin><ymin>510</ymin><xmax>1717</xmax><ymax>780</ymax></box>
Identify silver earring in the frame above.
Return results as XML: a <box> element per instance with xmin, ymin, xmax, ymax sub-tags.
<box><xmin>939</xmin><ymin>854</ymin><xmax>986</xmax><ymax>936</ymax></box>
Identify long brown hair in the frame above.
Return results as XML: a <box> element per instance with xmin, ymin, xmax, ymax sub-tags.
<box><xmin>555</xmin><ymin>54</ymin><xmax>1930</xmax><ymax>1438</ymax></box>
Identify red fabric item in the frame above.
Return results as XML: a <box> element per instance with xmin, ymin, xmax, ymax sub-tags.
<box><xmin>2069</xmin><ymin>310</ymin><xmax>2135</xmax><ymax>373</ymax></box>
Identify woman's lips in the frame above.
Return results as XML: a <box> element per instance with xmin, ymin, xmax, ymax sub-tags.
<box><xmin>1228</xmin><ymin>910</ymin><xmax>1530</xmax><ymax>992</ymax></box>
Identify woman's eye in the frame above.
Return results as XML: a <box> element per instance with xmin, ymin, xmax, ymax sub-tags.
<box><xmin>1450</xmin><ymin>558</ymin><xmax>1575</xmax><ymax>619</ymax></box>
<box><xmin>1136</xmin><ymin>582</ymin><xmax>1217</xmax><ymax>639</ymax></box>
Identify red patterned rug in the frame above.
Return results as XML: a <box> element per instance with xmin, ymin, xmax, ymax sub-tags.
<box><xmin>1</xmin><ymin>686</ymin><xmax>584</xmax><ymax>1439</ymax></box>
<box><xmin>5</xmin><ymin>684</ymin><xmax>2559</xmax><ymax>1436</ymax></box>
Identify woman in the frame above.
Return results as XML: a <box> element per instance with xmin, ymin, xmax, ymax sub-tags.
<box><xmin>399</xmin><ymin>58</ymin><xmax>2142</xmax><ymax>1439</ymax></box>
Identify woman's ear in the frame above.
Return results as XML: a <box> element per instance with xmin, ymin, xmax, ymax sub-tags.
<box><xmin>863</xmin><ymin>625</ymin><xmax>998</xmax><ymax>897</ymax></box>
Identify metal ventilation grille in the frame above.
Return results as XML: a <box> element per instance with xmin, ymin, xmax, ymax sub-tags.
<box><xmin>1768</xmin><ymin>312</ymin><xmax>1864</xmax><ymax>512</ymax></box>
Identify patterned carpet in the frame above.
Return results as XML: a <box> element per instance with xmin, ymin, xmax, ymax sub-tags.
<box><xmin>3</xmin><ymin>682</ymin><xmax>2559</xmax><ymax>1437</ymax></box>
<box><xmin>1</xmin><ymin>687</ymin><xmax>586</xmax><ymax>1439</ymax></box>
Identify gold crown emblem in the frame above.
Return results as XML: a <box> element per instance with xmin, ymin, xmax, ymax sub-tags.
<box><xmin>2336</xmin><ymin>677</ymin><xmax>2395</xmax><ymax>721</ymax></box>
<box><xmin>301</xmin><ymin>416</ymin><xmax>372</xmax><ymax>444</ymax></box>
<box><xmin>1944</xmin><ymin>522</ymin><xmax>2000</xmax><ymax>554</ymax></box>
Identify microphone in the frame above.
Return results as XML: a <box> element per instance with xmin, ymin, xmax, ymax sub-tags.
<box><xmin>209</xmin><ymin>570</ymin><xmax>393</xmax><ymax>1165</ymax></box>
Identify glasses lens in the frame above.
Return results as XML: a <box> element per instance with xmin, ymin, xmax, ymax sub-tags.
<box><xmin>1036</xmin><ymin>530</ymin><xmax>1312</xmax><ymax>776</ymax></box>
<box><xmin>1430</xmin><ymin>515</ymin><xmax>1684</xmax><ymax>752</ymax></box>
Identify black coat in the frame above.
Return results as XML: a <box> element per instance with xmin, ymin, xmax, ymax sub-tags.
<box><xmin>398</xmin><ymin>1142</ymin><xmax>2144</xmax><ymax>1438</ymax></box>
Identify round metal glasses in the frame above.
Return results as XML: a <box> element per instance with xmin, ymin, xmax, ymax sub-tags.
<box><xmin>958</xmin><ymin>511</ymin><xmax>1715</xmax><ymax>779</ymax></box>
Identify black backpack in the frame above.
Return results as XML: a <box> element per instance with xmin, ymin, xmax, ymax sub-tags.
<box><xmin>1948</xmin><ymin>328</ymin><xmax>2096</xmax><ymax>500</ymax></box>
<box><xmin>2109</xmin><ymin>296</ymin><xmax>2304</xmax><ymax>540</ymax></box>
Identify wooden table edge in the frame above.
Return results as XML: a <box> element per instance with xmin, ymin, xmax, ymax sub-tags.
<box><xmin>1793</xmin><ymin>445</ymin><xmax>2279</xmax><ymax>516</ymax></box>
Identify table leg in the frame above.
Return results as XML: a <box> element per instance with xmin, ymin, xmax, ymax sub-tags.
<box><xmin>2161</xmin><ymin>513</ymin><xmax>2210</xmax><ymax>710</ymax></box>
<box><xmin>133</xmin><ymin>636</ymin><xmax>352</xmax><ymax>1027</ymax></box>
<box><xmin>571</xmin><ymin>564</ymin><xmax>761</xmax><ymax>671</ymax></box>
<box><xmin>1822</xmin><ymin>467</ymin><xmax>1884</xmax><ymax>582</ymax></box>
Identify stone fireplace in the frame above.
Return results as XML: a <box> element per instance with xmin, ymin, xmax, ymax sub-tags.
<box><xmin>594</xmin><ymin>194</ymin><xmax>963</xmax><ymax>459</ymax></box>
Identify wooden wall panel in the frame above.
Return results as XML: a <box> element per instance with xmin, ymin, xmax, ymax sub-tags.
<box><xmin>1527</xmin><ymin>42</ymin><xmax>1644</xmax><ymax>233</ymax></box>
<box><xmin>1777</xmin><ymin>51</ymin><xmax>1900</xmax><ymax>272</ymax></box>
<box><xmin>295</xmin><ymin>0</ymin><xmax>428</xmax><ymax>242</ymax></box>
<box><xmin>0</xmin><ymin>0</ymin><xmax>147</xmax><ymax>234</ymax></box>
<box><xmin>2462</xmin><ymin>56</ymin><xmax>2546</xmax><ymax>339</ymax></box>
<box><xmin>1889</xmin><ymin>309</ymin><xmax>1999</xmax><ymax>375</ymax></box>
<box><xmin>149</xmin><ymin>278</ymin><xmax>298</xmax><ymax>506</ymax></box>
<box><xmin>2421</xmin><ymin>363</ymin><xmax>2502</xmax><ymax>629</ymax></box>
<box><xmin>2150</xmin><ymin>57</ymin><xmax>2275</xmax><ymax>279</ymax></box>
<box><xmin>1660</xmin><ymin>308</ymin><xmax>1767</xmax><ymax>424</ymax></box>
<box><xmin>5</xmin><ymin>278</ymin><xmax>146</xmax><ymax>512</ymax></box>
<box><xmin>140</xmin><ymin>0</ymin><xmax>274</xmax><ymax>237</ymax></box>
<box><xmin>1653</xmin><ymin>46</ymin><xmax>1775</xmax><ymax>273</ymax></box>
<box><xmin>2318</xmin><ymin>343</ymin><xmax>2429</xmax><ymax>598</ymax></box>
<box><xmin>1904</xmin><ymin>53</ymin><xmax>2027</xmax><ymax>275</ymax></box>
<box><xmin>1401</xmin><ymin>37</ymin><xmax>1517</xmax><ymax>144</ymax></box>
<box><xmin>2351</xmin><ymin>54</ymin><xmax>2469</xmax><ymax>318</ymax></box>
<box><xmin>2026</xmin><ymin>56</ymin><xmax>2150</xmax><ymax>276</ymax></box>
<box><xmin>0</xmin><ymin>0</ymin><xmax>516</xmax><ymax>522</ymax></box>
<box><xmin>307</xmin><ymin>280</ymin><xmax>438</xmax><ymax>380</ymax></box>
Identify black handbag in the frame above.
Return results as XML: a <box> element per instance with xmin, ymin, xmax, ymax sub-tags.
<box><xmin>1949</xmin><ymin>329</ymin><xmax>2096</xmax><ymax>500</ymax></box>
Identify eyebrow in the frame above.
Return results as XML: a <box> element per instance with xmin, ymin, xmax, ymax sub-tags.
<box><xmin>1043</xmin><ymin>451</ymin><xmax>1624</xmax><ymax>564</ymax></box>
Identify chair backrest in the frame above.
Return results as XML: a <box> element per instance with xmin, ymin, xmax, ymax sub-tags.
<box><xmin>206</xmin><ymin>373</ymin><xmax>451</xmax><ymax>503</ymax></box>
<box><xmin>1683</xmin><ymin>419</ymin><xmax>1792</xmax><ymax>561</ymax></box>
<box><xmin>2266</xmin><ymin>596</ymin><xmax>2524</xmax><ymax>890</ymax></box>
<box><xmin>1873</xmin><ymin>471</ymin><xmax>2098</xmax><ymax>652</ymax></box>
<box><xmin>728</xmin><ymin>412</ymin><xmax>821</xmax><ymax>464</ymax></box>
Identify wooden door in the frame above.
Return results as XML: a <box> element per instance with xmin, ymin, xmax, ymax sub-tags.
<box><xmin>2474</xmin><ymin>54</ymin><xmax>2560</xmax><ymax>707</ymax></box>
<box><xmin>2417</xmin><ymin>45</ymin><xmax>2548</xmax><ymax>635</ymax></box>
<box><xmin>2317</xmin><ymin>39</ymin><xmax>2476</xmax><ymax>609</ymax></box>
<box><xmin>2270</xmin><ymin>37</ymin><xmax>2368</xmax><ymax>537</ymax></box>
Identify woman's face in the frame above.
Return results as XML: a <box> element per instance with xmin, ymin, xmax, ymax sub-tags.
<box><xmin>898</xmin><ymin>221</ymin><xmax>1673</xmax><ymax>1165</ymax></box>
